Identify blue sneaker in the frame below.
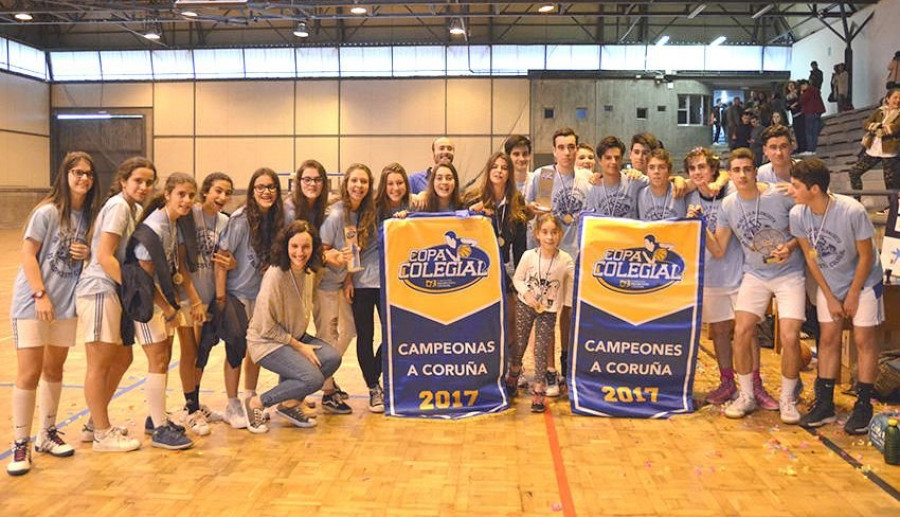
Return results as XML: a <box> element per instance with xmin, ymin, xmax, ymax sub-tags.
<box><xmin>151</xmin><ymin>422</ymin><xmax>193</xmax><ymax>450</ymax></box>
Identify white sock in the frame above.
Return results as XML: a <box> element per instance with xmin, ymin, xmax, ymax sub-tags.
<box><xmin>12</xmin><ymin>388</ymin><xmax>37</xmax><ymax>441</ymax></box>
<box><xmin>781</xmin><ymin>376</ymin><xmax>799</xmax><ymax>402</ymax></box>
<box><xmin>38</xmin><ymin>381</ymin><xmax>63</xmax><ymax>432</ymax></box>
<box><xmin>737</xmin><ymin>373</ymin><xmax>754</xmax><ymax>398</ymax></box>
<box><xmin>146</xmin><ymin>373</ymin><xmax>168</xmax><ymax>428</ymax></box>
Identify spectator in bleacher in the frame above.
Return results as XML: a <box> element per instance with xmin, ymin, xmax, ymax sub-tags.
<box><xmin>809</xmin><ymin>61</ymin><xmax>824</xmax><ymax>90</ymax></box>
<box><xmin>757</xmin><ymin>92</ymin><xmax>773</xmax><ymax>126</ymax></box>
<box><xmin>848</xmin><ymin>88</ymin><xmax>900</xmax><ymax>210</ymax></box>
<box><xmin>887</xmin><ymin>51</ymin><xmax>900</xmax><ymax>90</ymax></box>
<box><xmin>798</xmin><ymin>79</ymin><xmax>826</xmax><ymax>154</ymax></box>
<box><xmin>786</xmin><ymin>81</ymin><xmax>807</xmax><ymax>153</ymax></box>
<box><xmin>724</xmin><ymin>98</ymin><xmax>743</xmax><ymax>150</ymax></box>
<box><xmin>831</xmin><ymin>63</ymin><xmax>851</xmax><ymax>112</ymax></box>
<box><xmin>732</xmin><ymin>111</ymin><xmax>753</xmax><ymax>150</ymax></box>
<box><xmin>749</xmin><ymin>114</ymin><xmax>765</xmax><ymax>167</ymax></box>
<box><xmin>770</xmin><ymin>91</ymin><xmax>787</xmax><ymax>127</ymax></box>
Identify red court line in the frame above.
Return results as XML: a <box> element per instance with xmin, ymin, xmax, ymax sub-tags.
<box><xmin>544</xmin><ymin>409</ymin><xmax>577</xmax><ymax>517</ymax></box>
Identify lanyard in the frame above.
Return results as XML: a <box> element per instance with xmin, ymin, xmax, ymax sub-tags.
<box><xmin>736</xmin><ymin>189</ymin><xmax>761</xmax><ymax>234</ymax></box>
<box><xmin>806</xmin><ymin>196</ymin><xmax>831</xmax><ymax>255</ymax></box>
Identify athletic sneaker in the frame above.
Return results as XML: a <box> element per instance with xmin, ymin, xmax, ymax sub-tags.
<box><xmin>81</xmin><ymin>420</ymin><xmax>129</xmax><ymax>442</ymax></box>
<box><xmin>92</xmin><ymin>428</ymin><xmax>141</xmax><ymax>452</ymax></box>
<box><xmin>183</xmin><ymin>410</ymin><xmax>211</xmax><ymax>436</ymax></box>
<box><xmin>779</xmin><ymin>396</ymin><xmax>801</xmax><ymax>425</ymax></box>
<box><xmin>843</xmin><ymin>400</ymin><xmax>873</xmax><ymax>435</ymax></box>
<box><xmin>368</xmin><ymin>386</ymin><xmax>385</xmax><ymax>413</ymax></box>
<box><xmin>706</xmin><ymin>377</ymin><xmax>737</xmax><ymax>405</ymax></box>
<box><xmin>224</xmin><ymin>402</ymin><xmax>248</xmax><ymax>429</ymax></box>
<box><xmin>34</xmin><ymin>426</ymin><xmax>75</xmax><ymax>457</ymax></box>
<box><xmin>6</xmin><ymin>439</ymin><xmax>31</xmax><ymax>476</ymax></box>
<box><xmin>799</xmin><ymin>399</ymin><xmax>836</xmax><ymax>428</ymax></box>
<box><xmin>545</xmin><ymin>370</ymin><xmax>560</xmax><ymax>397</ymax></box>
<box><xmin>531</xmin><ymin>392</ymin><xmax>546</xmax><ymax>413</ymax></box>
<box><xmin>151</xmin><ymin>422</ymin><xmax>194</xmax><ymax>450</ymax></box>
<box><xmin>321</xmin><ymin>392</ymin><xmax>352</xmax><ymax>415</ymax></box>
<box><xmin>333</xmin><ymin>381</ymin><xmax>350</xmax><ymax>401</ymax></box>
<box><xmin>724</xmin><ymin>391</ymin><xmax>757</xmax><ymax>418</ymax></box>
<box><xmin>243</xmin><ymin>398</ymin><xmax>269</xmax><ymax>434</ymax></box>
<box><xmin>753</xmin><ymin>378</ymin><xmax>779</xmax><ymax>411</ymax></box>
<box><xmin>199</xmin><ymin>404</ymin><xmax>224</xmax><ymax>423</ymax></box>
<box><xmin>275</xmin><ymin>404</ymin><xmax>318</xmax><ymax>427</ymax></box>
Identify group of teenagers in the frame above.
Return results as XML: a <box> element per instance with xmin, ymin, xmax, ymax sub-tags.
<box><xmin>6</xmin><ymin>113</ymin><xmax>890</xmax><ymax>477</ymax></box>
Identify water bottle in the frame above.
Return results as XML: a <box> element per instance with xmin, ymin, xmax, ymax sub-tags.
<box><xmin>885</xmin><ymin>418</ymin><xmax>900</xmax><ymax>466</ymax></box>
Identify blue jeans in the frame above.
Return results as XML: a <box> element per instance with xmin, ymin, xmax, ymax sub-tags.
<box><xmin>805</xmin><ymin>113</ymin><xmax>821</xmax><ymax>152</ymax></box>
<box><xmin>257</xmin><ymin>335</ymin><xmax>341</xmax><ymax>407</ymax></box>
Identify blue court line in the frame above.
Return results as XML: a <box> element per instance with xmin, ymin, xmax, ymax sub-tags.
<box><xmin>0</xmin><ymin>361</ymin><xmax>180</xmax><ymax>462</ymax></box>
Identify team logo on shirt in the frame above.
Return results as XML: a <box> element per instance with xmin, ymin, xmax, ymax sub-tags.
<box><xmin>398</xmin><ymin>231</ymin><xmax>490</xmax><ymax>293</ymax></box>
<box><xmin>592</xmin><ymin>234</ymin><xmax>685</xmax><ymax>294</ymax></box>
<box><xmin>49</xmin><ymin>229</ymin><xmax>84</xmax><ymax>278</ymax></box>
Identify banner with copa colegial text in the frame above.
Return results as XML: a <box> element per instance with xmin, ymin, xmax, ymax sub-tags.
<box><xmin>568</xmin><ymin>215</ymin><xmax>705</xmax><ymax>418</ymax></box>
<box><xmin>380</xmin><ymin>212</ymin><xmax>508</xmax><ymax>419</ymax></box>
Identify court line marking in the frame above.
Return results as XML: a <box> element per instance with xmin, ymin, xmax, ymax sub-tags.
<box><xmin>544</xmin><ymin>408</ymin><xmax>577</xmax><ymax>516</ymax></box>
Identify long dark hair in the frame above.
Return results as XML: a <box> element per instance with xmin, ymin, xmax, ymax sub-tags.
<box><xmin>470</xmin><ymin>152</ymin><xmax>527</xmax><ymax>227</ymax></box>
<box><xmin>138</xmin><ymin>172</ymin><xmax>198</xmax><ymax>225</ymax></box>
<box><xmin>107</xmin><ymin>156</ymin><xmax>157</xmax><ymax>201</ymax></box>
<box><xmin>291</xmin><ymin>159</ymin><xmax>329</xmax><ymax>228</ymax></box>
<box><xmin>246</xmin><ymin>167</ymin><xmax>285</xmax><ymax>269</ymax></box>
<box><xmin>375</xmin><ymin>162</ymin><xmax>410</xmax><ymax>220</ymax></box>
<box><xmin>340</xmin><ymin>163</ymin><xmax>377</xmax><ymax>249</ymax></box>
<box><xmin>33</xmin><ymin>151</ymin><xmax>102</xmax><ymax>234</ymax></box>
<box><xmin>271</xmin><ymin>220</ymin><xmax>321</xmax><ymax>273</ymax></box>
<box><xmin>199</xmin><ymin>172</ymin><xmax>234</xmax><ymax>203</ymax></box>
<box><xmin>423</xmin><ymin>163</ymin><xmax>462</xmax><ymax>212</ymax></box>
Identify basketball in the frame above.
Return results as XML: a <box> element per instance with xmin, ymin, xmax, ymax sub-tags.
<box><xmin>653</xmin><ymin>248</ymin><xmax>668</xmax><ymax>262</ymax></box>
<box><xmin>800</xmin><ymin>342</ymin><xmax>813</xmax><ymax>369</ymax></box>
<box><xmin>458</xmin><ymin>244</ymin><xmax>472</xmax><ymax>259</ymax></box>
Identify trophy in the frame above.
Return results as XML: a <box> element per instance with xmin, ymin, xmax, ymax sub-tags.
<box><xmin>534</xmin><ymin>168</ymin><xmax>554</xmax><ymax>212</ymax></box>
<box><xmin>344</xmin><ymin>225</ymin><xmax>364</xmax><ymax>273</ymax></box>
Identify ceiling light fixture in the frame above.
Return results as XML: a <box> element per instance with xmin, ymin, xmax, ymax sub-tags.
<box><xmin>709</xmin><ymin>35</ymin><xmax>727</xmax><ymax>46</ymax></box>
<box><xmin>14</xmin><ymin>12</ymin><xmax>33</xmax><ymax>21</ymax></box>
<box><xmin>751</xmin><ymin>4</ymin><xmax>774</xmax><ymax>19</ymax></box>
<box><xmin>449</xmin><ymin>17</ymin><xmax>466</xmax><ymax>36</ymax></box>
<box><xmin>687</xmin><ymin>4</ymin><xmax>707</xmax><ymax>19</ymax></box>
<box><xmin>538</xmin><ymin>3</ymin><xmax>556</xmax><ymax>13</ymax></box>
<box><xmin>655</xmin><ymin>35</ymin><xmax>670</xmax><ymax>47</ymax></box>
<box><xmin>180</xmin><ymin>10</ymin><xmax>199</xmax><ymax>18</ymax></box>
<box><xmin>293</xmin><ymin>21</ymin><xmax>310</xmax><ymax>38</ymax></box>
<box><xmin>350</xmin><ymin>2</ymin><xmax>368</xmax><ymax>15</ymax></box>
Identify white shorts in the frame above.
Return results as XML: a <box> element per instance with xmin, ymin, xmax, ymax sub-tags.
<box><xmin>816</xmin><ymin>286</ymin><xmax>884</xmax><ymax>327</ymax></box>
<box><xmin>77</xmin><ymin>293</ymin><xmax>123</xmax><ymax>345</ymax></box>
<box><xmin>12</xmin><ymin>319</ymin><xmax>77</xmax><ymax>349</ymax></box>
<box><xmin>134</xmin><ymin>306</ymin><xmax>175</xmax><ymax>346</ymax></box>
<box><xmin>735</xmin><ymin>271</ymin><xmax>807</xmax><ymax>321</ymax></box>
<box><xmin>178</xmin><ymin>300</ymin><xmax>210</xmax><ymax>328</ymax></box>
<box><xmin>702</xmin><ymin>287</ymin><xmax>739</xmax><ymax>323</ymax></box>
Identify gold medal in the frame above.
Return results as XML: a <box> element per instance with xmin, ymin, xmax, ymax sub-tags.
<box><xmin>562</xmin><ymin>214</ymin><xmax>575</xmax><ymax>225</ymax></box>
<box><xmin>808</xmin><ymin>249</ymin><xmax>818</xmax><ymax>260</ymax></box>
<box><xmin>497</xmin><ymin>236</ymin><xmax>506</xmax><ymax>247</ymax></box>
<box><xmin>172</xmin><ymin>272</ymin><xmax>183</xmax><ymax>285</ymax></box>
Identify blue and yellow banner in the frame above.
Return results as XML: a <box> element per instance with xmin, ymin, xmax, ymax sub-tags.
<box><xmin>380</xmin><ymin>213</ymin><xmax>508</xmax><ymax>418</ymax></box>
<box><xmin>568</xmin><ymin>215</ymin><xmax>705</xmax><ymax>418</ymax></box>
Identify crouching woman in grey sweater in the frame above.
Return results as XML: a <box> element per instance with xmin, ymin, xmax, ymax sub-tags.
<box><xmin>243</xmin><ymin>220</ymin><xmax>342</xmax><ymax>432</ymax></box>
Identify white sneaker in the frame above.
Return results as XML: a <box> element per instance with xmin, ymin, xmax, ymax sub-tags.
<box><xmin>545</xmin><ymin>370</ymin><xmax>561</xmax><ymax>397</ymax></box>
<box><xmin>92</xmin><ymin>428</ymin><xmax>141</xmax><ymax>452</ymax></box>
<box><xmin>724</xmin><ymin>392</ymin><xmax>757</xmax><ymax>419</ymax></box>
<box><xmin>81</xmin><ymin>420</ymin><xmax>128</xmax><ymax>442</ymax></box>
<box><xmin>6</xmin><ymin>440</ymin><xmax>31</xmax><ymax>476</ymax></box>
<box><xmin>780</xmin><ymin>397</ymin><xmax>801</xmax><ymax>425</ymax></box>
<box><xmin>34</xmin><ymin>426</ymin><xmax>75</xmax><ymax>457</ymax></box>
<box><xmin>199</xmin><ymin>404</ymin><xmax>224</xmax><ymax>423</ymax></box>
<box><xmin>183</xmin><ymin>410</ymin><xmax>211</xmax><ymax>437</ymax></box>
<box><xmin>368</xmin><ymin>386</ymin><xmax>385</xmax><ymax>413</ymax></box>
<box><xmin>224</xmin><ymin>402</ymin><xmax>248</xmax><ymax>429</ymax></box>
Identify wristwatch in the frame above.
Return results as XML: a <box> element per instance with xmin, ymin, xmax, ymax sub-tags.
<box><xmin>33</xmin><ymin>289</ymin><xmax>46</xmax><ymax>299</ymax></box>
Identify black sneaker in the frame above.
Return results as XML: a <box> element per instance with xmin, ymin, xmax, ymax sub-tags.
<box><xmin>531</xmin><ymin>392</ymin><xmax>546</xmax><ymax>413</ymax></box>
<box><xmin>151</xmin><ymin>422</ymin><xmax>193</xmax><ymax>450</ymax></box>
<box><xmin>321</xmin><ymin>392</ymin><xmax>352</xmax><ymax>415</ymax></box>
<box><xmin>844</xmin><ymin>400</ymin><xmax>873</xmax><ymax>435</ymax></box>
<box><xmin>799</xmin><ymin>399</ymin><xmax>836</xmax><ymax>428</ymax></box>
<box><xmin>275</xmin><ymin>404</ymin><xmax>318</xmax><ymax>427</ymax></box>
<box><xmin>333</xmin><ymin>381</ymin><xmax>350</xmax><ymax>401</ymax></box>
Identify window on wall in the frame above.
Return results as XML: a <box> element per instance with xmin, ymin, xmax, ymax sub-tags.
<box><xmin>677</xmin><ymin>94</ymin><xmax>708</xmax><ymax>126</ymax></box>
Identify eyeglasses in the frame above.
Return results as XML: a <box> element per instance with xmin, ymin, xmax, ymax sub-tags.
<box><xmin>254</xmin><ymin>184</ymin><xmax>278</xmax><ymax>193</ymax></box>
<box><xmin>69</xmin><ymin>169</ymin><xmax>94</xmax><ymax>180</ymax></box>
<box><xmin>300</xmin><ymin>177</ymin><xmax>324</xmax><ymax>185</ymax></box>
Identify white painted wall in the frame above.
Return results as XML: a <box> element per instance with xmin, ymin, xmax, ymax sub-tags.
<box><xmin>791</xmin><ymin>0</ymin><xmax>900</xmax><ymax>114</ymax></box>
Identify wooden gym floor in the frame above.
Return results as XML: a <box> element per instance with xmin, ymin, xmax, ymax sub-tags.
<box><xmin>0</xmin><ymin>227</ymin><xmax>899</xmax><ymax>516</ymax></box>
